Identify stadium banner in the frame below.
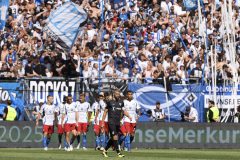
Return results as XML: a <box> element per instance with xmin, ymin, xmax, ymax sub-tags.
<box><xmin>1</xmin><ymin>122</ymin><xmax>240</xmax><ymax>148</ymax></box>
<box><xmin>183</xmin><ymin>0</ymin><xmax>198</xmax><ymax>11</ymax></box>
<box><xmin>128</xmin><ymin>83</ymin><xmax>204</xmax><ymax>122</ymax></box>
<box><xmin>0</xmin><ymin>0</ymin><xmax>9</xmax><ymax>30</ymax></box>
<box><xmin>43</xmin><ymin>1</ymin><xmax>88</xmax><ymax>50</ymax></box>
<box><xmin>109</xmin><ymin>0</ymin><xmax>127</xmax><ymax>10</ymax></box>
<box><xmin>0</xmin><ymin>81</ymin><xmax>24</xmax><ymax>120</ymax></box>
<box><xmin>27</xmin><ymin>79</ymin><xmax>77</xmax><ymax>105</ymax></box>
<box><xmin>81</xmin><ymin>79</ymin><xmax>128</xmax><ymax>102</ymax></box>
<box><xmin>203</xmin><ymin>85</ymin><xmax>240</xmax><ymax>123</ymax></box>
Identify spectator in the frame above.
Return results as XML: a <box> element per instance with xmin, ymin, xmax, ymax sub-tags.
<box><xmin>0</xmin><ymin>0</ymin><xmax>238</xmax><ymax>84</ymax></box>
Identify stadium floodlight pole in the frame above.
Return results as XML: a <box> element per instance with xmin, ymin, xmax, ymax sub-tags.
<box><xmin>163</xmin><ymin>77</ymin><xmax>170</xmax><ymax>122</ymax></box>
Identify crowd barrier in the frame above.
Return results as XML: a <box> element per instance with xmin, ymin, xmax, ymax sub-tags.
<box><xmin>1</xmin><ymin>121</ymin><xmax>240</xmax><ymax>148</ymax></box>
<box><xmin>0</xmin><ymin>78</ymin><xmax>240</xmax><ymax>122</ymax></box>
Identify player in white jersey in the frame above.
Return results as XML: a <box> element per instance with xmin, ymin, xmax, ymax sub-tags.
<box><xmin>56</xmin><ymin>96</ymin><xmax>67</xmax><ymax>149</ymax></box>
<box><xmin>75</xmin><ymin>93</ymin><xmax>92</xmax><ymax>150</ymax></box>
<box><xmin>92</xmin><ymin>96</ymin><xmax>101</xmax><ymax>150</ymax></box>
<box><xmin>121</xmin><ymin>90</ymin><xmax>140</xmax><ymax>151</ymax></box>
<box><xmin>97</xmin><ymin>92</ymin><xmax>109</xmax><ymax>150</ymax></box>
<box><xmin>36</xmin><ymin>95</ymin><xmax>57</xmax><ymax>151</ymax></box>
<box><xmin>61</xmin><ymin>95</ymin><xmax>78</xmax><ymax>151</ymax></box>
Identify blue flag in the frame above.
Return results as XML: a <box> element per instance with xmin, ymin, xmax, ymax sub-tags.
<box><xmin>183</xmin><ymin>0</ymin><xmax>198</xmax><ymax>11</ymax></box>
<box><xmin>43</xmin><ymin>2</ymin><xmax>87</xmax><ymax>51</ymax></box>
<box><xmin>0</xmin><ymin>0</ymin><xmax>9</xmax><ymax>30</ymax></box>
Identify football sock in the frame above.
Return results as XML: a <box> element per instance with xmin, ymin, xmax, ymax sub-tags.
<box><xmin>96</xmin><ymin>136</ymin><xmax>100</xmax><ymax>147</ymax></box>
<box><xmin>82</xmin><ymin>134</ymin><xmax>87</xmax><ymax>148</ymax></box>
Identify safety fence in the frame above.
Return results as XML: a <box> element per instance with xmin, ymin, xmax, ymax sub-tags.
<box><xmin>0</xmin><ymin>78</ymin><xmax>239</xmax><ymax>123</ymax></box>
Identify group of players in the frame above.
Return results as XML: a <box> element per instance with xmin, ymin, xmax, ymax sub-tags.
<box><xmin>36</xmin><ymin>89</ymin><xmax>140</xmax><ymax>158</ymax></box>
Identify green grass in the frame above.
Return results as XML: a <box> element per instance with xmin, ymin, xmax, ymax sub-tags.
<box><xmin>0</xmin><ymin>148</ymin><xmax>240</xmax><ymax>160</ymax></box>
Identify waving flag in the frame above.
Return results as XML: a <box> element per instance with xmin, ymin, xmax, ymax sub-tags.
<box><xmin>43</xmin><ymin>2</ymin><xmax>87</xmax><ymax>51</ymax></box>
<box><xmin>0</xmin><ymin>0</ymin><xmax>9</xmax><ymax>30</ymax></box>
<box><xmin>183</xmin><ymin>0</ymin><xmax>198</xmax><ymax>11</ymax></box>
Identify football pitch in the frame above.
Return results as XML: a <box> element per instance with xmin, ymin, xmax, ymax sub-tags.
<box><xmin>0</xmin><ymin>148</ymin><xmax>240</xmax><ymax>160</ymax></box>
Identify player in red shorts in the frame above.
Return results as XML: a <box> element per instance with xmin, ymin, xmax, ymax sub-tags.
<box><xmin>61</xmin><ymin>95</ymin><xmax>78</xmax><ymax>151</ymax></box>
<box><xmin>56</xmin><ymin>96</ymin><xmax>67</xmax><ymax>149</ymax></box>
<box><xmin>92</xmin><ymin>95</ymin><xmax>101</xmax><ymax>150</ymax></box>
<box><xmin>98</xmin><ymin>92</ymin><xmax>109</xmax><ymax>150</ymax></box>
<box><xmin>75</xmin><ymin>93</ymin><xmax>92</xmax><ymax>150</ymax></box>
<box><xmin>122</xmin><ymin>90</ymin><xmax>140</xmax><ymax>152</ymax></box>
<box><xmin>36</xmin><ymin>95</ymin><xmax>57</xmax><ymax>151</ymax></box>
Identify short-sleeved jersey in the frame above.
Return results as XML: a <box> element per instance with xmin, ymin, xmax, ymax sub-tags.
<box><xmin>40</xmin><ymin>104</ymin><xmax>57</xmax><ymax>125</ymax></box>
<box><xmin>56</xmin><ymin>103</ymin><xmax>66</xmax><ymax>125</ymax></box>
<box><xmin>99</xmin><ymin>100</ymin><xmax>108</xmax><ymax>122</ymax></box>
<box><xmin>63</xmin><ymin>102</ymin><xmax>77</xmax><ymax>124</ymax></box>
<box><xmin>106</xmin><ymin>100</ymin><xmax>124</xmax><ymax>125</ymax></box>
<box><xmin>76</xmin><ymin>101</ymin><xmax>92</xmax><ymax>123</ymax></box>
<box><xmin>123</xmin><ymin>99</ymin><xmax>140</xmax><ymax>123</ymax></box>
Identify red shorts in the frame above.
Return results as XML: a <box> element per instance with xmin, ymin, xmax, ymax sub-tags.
<box><xmin>99</xmin><ymin>121</ymin><xmax>109</xmax><ymax>133</ymax></box>
<box><xmin>43</xmin><ymin>125</ymin><xmax>54</xmax><ymax>134</ymax></box>
<box><xmin>64</xmin><ymin>123</ymin><xmax>77</xmax><ymax>132</ymax></box>
<box><xmin>77</xmin><ymin>123</ymin><xmax>88</xmax><ymax>133</ymax></box>
<box><xmin>58</xmin><ymin>124</ymin><xmax>64</xmax><ymax>134</ymax></box>
<box><xmin>94</xmin><ymin>124</ymin><xmax>100</xmax><ymax>135</ymax></box>
<box><xmin>120</xmin><ymin>125</ymin><xmax>126</xmax><ymax>134</ymax></box>
<box><xmin>123</xmin><ymin>122</ymin><xmax>136</xmax><ymax>134</ymax></box>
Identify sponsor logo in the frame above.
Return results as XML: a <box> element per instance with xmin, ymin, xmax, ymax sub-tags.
<box><xmin>29</xmin><ymin>80</ymin><xmax>76</xmax><ymax>104</ymax></box>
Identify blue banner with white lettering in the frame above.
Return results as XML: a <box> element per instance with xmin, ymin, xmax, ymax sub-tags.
<box><xmin>0</xmin><ymin>81</ymin><xmax>24</xmax><ymax>120</ymax></box>
<box><xmin>183</xmin><ymin>0</ymin><xmax>198</xmax><ymax>11</ymax></box>
<box><xmin>0</xmin><ymin>0</ymin><xmax>9</xmax><ymax>30</ymax></box>
<box><xmin>110</xmin><ymin>0</ymin><xmax>127</xmax><ymax>10</ymax></box>
<box><xmin>203</xmin><ymin>85</ymin><xmax>240</xmax><ymax>123</ymax></box>
<box><xmin>43</xmin><ymin>2</ymin><xmax>87</xmax><ymax>50</ymax></box>
<box><xmin>128</xmin><ymin>83</ymin><xmax>204</xmax><ymax>122</ymax></box>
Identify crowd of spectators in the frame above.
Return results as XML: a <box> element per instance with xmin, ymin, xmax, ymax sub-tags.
<box><xmin>0</xmin><ymin>0</ymin><xmax>239</xmax><ymax>85</ymax></box>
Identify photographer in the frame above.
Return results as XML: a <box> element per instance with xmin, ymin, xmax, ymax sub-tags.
<box><xmin>152</xmin><ymin>101</ymin><xmax>166</xmax><ymax>122</ymax></box>
<box><xmin>181</xmin><ymin>106</ymin><xmax>198</xmax><ymax>122</ymax></box>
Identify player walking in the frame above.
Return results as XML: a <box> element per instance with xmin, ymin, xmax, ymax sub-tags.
<box><xmin>121</xmin><ymin>90</ymin><xmax>140</xmax><ymax>152</ymax></box>
<box><xmin>101</xmin><ymin>90</ymin><xmax>125</xmax><ymax>158</ymax></box>
<box><xmin>56</xmin><ymin>96</ymin><xmax>67</xmax><ymax>149</ymax></box>
<box><xmin>75</xmin><ymin>93</ymin><xmax>92</xmax><ymax>150</ymax></box>
<box><xmin>61</xmin><ymin>95</ymin><xmax>78</xmax><ymax>151</ymax></box>
<box><xmin>92</xmin><ymin>94</ymin><xmax>101</xmax><ymax>150</ymax></box>
<box><xmin>98</xmin><ymin>92</ymin><xmax>109</xmax><ymax>150</ymax></box>
<box><xmin>36</xmin><ymin>95</ymin><xmax>57</xmax><ymax>151</ymax></box>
